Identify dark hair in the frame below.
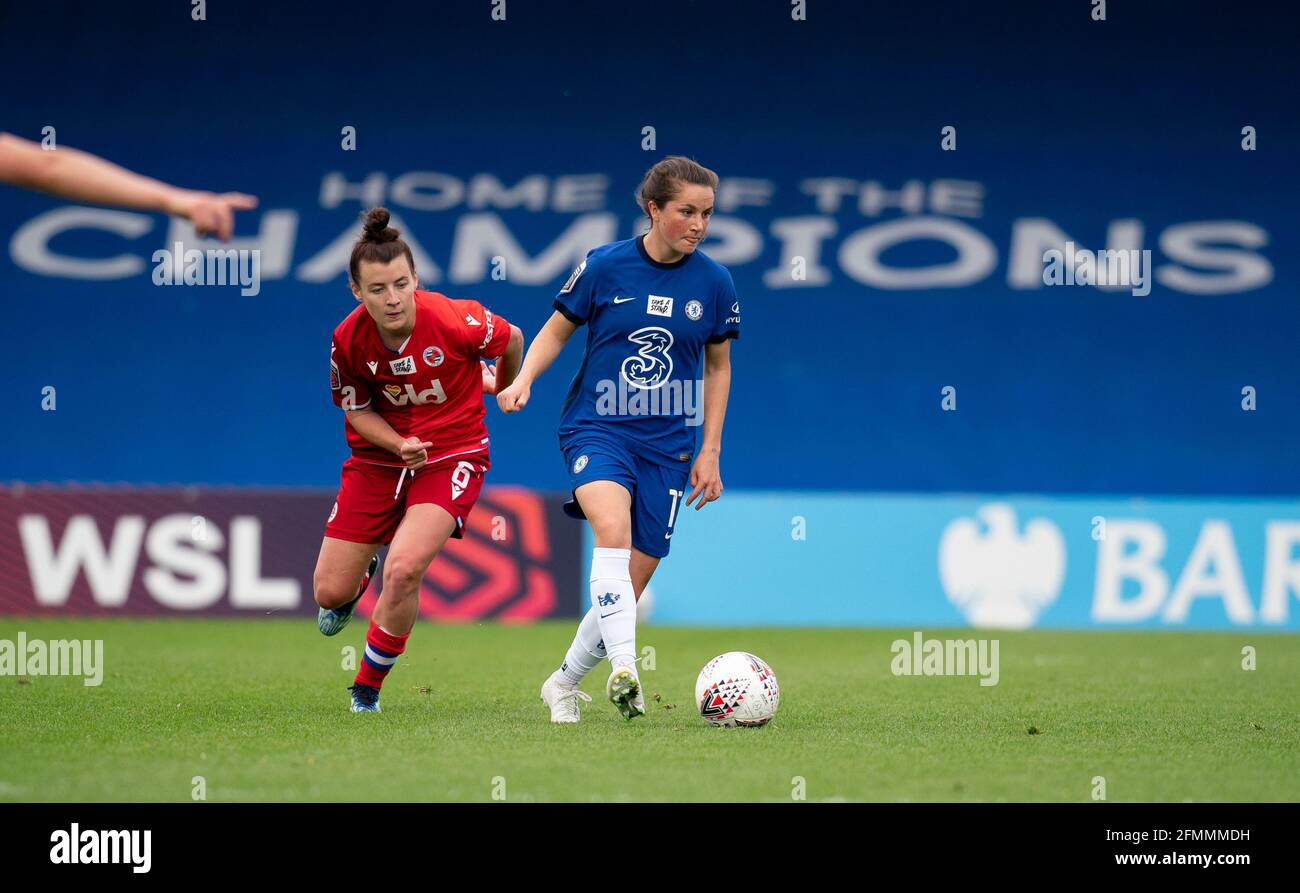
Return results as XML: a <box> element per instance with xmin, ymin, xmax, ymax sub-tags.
<box><xmin>348</xmin><ymin>207</ymin><xmax>415</xmax><ymax>285</ymax></box>
<box><xmin>635</xmin><ymin>155</ymin><xmax>719</xmax><ymax>222</ymax></box>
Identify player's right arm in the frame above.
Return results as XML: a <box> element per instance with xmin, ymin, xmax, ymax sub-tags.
<box><xmin>345</xmin><ymin>407</ymin><xmax>432</xmax><ymax>470</ymax></box>
<box><xmin>496</xmin><ymin>311</ymin><xmax>577</xmax><ymax>413</ymax></box>
<box><xmin>332</xmin><ymin>337</ymin><xmax>430</xmax><ymax>469</ymax></box>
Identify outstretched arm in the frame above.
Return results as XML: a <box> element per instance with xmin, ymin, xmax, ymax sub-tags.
<box><xmin>0</xmin><ymin>132</ymin><xmax>257</xmax><ymax>240</ymax></box>
<box><xmin>496</xmin><ymin>311</ymin><xmax>578</xmax><ymax>413</ymax></box>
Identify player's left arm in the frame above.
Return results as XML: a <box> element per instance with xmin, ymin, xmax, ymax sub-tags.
<box><xmin>687</xmin><ymin>338</ymin><xmax>731</xmax><ymax>511</ymax></box>
<box><xmin>453</xmin><ymin>298</ymin><xmax>519</xmax><ymax>396</ymax></box>
<box><xmin>481</xmin><ymin>324</ymin><xmax>524</xmax><ymax>395</ymax></box>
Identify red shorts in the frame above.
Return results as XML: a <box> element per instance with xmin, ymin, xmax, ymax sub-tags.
<box><xmin>324</xmin><ymin>455</ymin><xmax>488</xmax><ymax>545</ymax></box>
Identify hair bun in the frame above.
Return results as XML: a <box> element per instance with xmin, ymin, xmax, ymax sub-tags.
<box><xmin>362</xmin><ymin>207</ymin><xmax>398</xmax><ymax>242</ymax></box>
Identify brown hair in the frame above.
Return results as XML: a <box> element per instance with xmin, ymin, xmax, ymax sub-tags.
<box><xmin>635</xmin><ymin>155</ymin><xmax>719</xmax><ymax>222</ymax></box>
<box><xmin>348</xmin><ymin>207</ymin><xmax>415</xmax><ymax>285</ymax></box>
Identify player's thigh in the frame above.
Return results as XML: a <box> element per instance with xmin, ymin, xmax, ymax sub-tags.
<box><xmin>574</xmin><ymin>480</ymin><xmax>634</xmax><ymax>548</ymax></box>
<box><xmin>630</xmin><ymin>547</ymin><xmax>660</xmax><ymax>599</ymax></box>
<box><xmin>313</xmin><ymin>536</ymin><xmax>381</xmax><ymax>608</ymax></box>
<box><xmin>565</xmin><ymin>440</ymin><xmax>637</xmax><ymax>547</ymax></box>
<box><xmin>383</xmin><ymin>503</ymin><xmax>458</xmax><ymax>592</ymax></box>
<box><xmin>629</xmin><ymin>458</ymin><xmax>690</xmax><ymax>559</ymax></box>
<box><xmin>323</xmin><ymin>457</ymin><xmax>405</xmax><ymax>557</ymax></box>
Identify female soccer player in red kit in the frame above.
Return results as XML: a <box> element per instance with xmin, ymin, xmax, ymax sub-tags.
<box><xmin>313</xmin><ymin>208</ymin><xmax>523</xmax><ymax>713</ymax></box>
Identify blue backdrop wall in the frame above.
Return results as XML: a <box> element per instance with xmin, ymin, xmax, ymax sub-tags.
<box><xmin>2</xmin><ymin>0</ymin><xmax>1297</xmax><ymax>495</ymax></box>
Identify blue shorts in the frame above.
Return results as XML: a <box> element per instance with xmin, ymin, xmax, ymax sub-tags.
<box><xmin>561</xmin><ymin>434</ymin><xmax>691</xmax><ymax>559</ymax></box>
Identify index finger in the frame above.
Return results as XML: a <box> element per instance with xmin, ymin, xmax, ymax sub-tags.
<box><xmin>224</xmin><ymin>192</ymin><xmax>259</xmax><ymax>210</ymax></box>
<box><xmin>685</xmin><ymin>479</ymin><xmax>706</xmax><ymax>506</ymax></box>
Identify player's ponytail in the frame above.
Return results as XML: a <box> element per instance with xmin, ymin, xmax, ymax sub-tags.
<box><xmin>636</xmin><ymin>156</ymin><xmax>719</xmax><ymax>225</ymax></box>
<box><xmin>349</xmin><ymin>207</ymin><xmax>416</xmax><ymax>284</ymax></box>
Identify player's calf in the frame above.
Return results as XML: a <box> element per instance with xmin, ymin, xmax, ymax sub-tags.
<box><xmin>316</xmin><ymin>554</ymin><xmax>378</xmax><ymax>637</ymax></box>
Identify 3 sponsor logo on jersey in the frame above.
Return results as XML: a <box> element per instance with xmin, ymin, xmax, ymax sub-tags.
<box><xmin>477</xmin><ymin>309</ymin><xmax>495</xmax><ymax>352</ymax></box>
<box><xmin>612</xmin><ymin>295</ymin><xmax>637</xmax><ymax>305</ymax></box>
<box><xmin>366</xmin><ymin>361</ymin><xmax>378</xmax><ymax>374</ymax></box>
<box><xmin>685</xmin><ymin>299</ymin><xmax>703</xmax><ymax>321</ymax></box>
<box><xmin>465</xmin><ymin>313</ymin><xmax>480</xmax><ymax>326</ymax></box>
<box><xmin>726</xmin><ymin>301</ymin><xmax>741</xmax><ymax>325</ymax></box>
<box><xmin>330</xmin><ymin>359</ymin><xmax>341</xmax><ymax>390</ymax></box>
<box><xmin>389</xmin><ymin>355</ymin><xmax>416</xmax><ymax>375</ymax></box>
<box><xmin>647</xmin><ymin>295</ymin><xmax>673</xmax><ymax>317</ymax></box>
<box><xmin>620</xmin><ymin>326</ymin><xmax>674</xmax><ymax>388</ymax></box>
<box><xmin>423</xmin><ymin>346</ymin><xmax>445</xmax><ymax>367</ymax></box>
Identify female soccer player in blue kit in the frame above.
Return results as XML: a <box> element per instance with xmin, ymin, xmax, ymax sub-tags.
<box><xmin>496</xmin><ymin>156</ymin><xmax>740</xmax><ymax>722</ymax></box>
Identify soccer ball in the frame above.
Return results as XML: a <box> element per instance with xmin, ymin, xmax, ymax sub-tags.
<box><xmin>695</xmin><ymin>651</ymin><xmax>780</xmax><ymax>727</ymax></box>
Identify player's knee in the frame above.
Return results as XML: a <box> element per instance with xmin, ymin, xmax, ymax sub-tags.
<box><xmin>381</xmin><ymin>553</ymin><xmax>427</xmax><ymax>596</ymax></box>
<box><xmin>312</xmin><ymin>573</ymin><xmax>351</xmax><ymax>610</ymax></box>
<box><xmin>586</xmin><ymin>515</ymin><xmax>631</xmax><ymax>549</ymax></box>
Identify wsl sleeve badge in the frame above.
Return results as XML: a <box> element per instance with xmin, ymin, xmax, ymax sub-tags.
<box><xmin>560</xmin><ymin>259</ymin><xmax>586</xmax><ymax>294</ymax></box>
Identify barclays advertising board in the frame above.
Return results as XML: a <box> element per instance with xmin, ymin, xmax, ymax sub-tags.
<box><xmin>645</xmin><ymin>493</ymin><xmax>1300</xmax><ymax>630</ymax></box>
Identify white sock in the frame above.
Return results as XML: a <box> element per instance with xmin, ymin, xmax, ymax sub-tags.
<box><xmin>558</xmin><ymin>606</ymin><xmax>606</xmax><ymax>685</ymax></box>
<box><xmin>589</xmin><ymin>547</ymin><xmax>636</xmax><ymax>669</ymax></box>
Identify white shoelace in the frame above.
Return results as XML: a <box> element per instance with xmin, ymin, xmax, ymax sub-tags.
<box><xmin>552</xmin><ymin>687</ymin><xmax>592</xmax><ymax>718</ymax></box>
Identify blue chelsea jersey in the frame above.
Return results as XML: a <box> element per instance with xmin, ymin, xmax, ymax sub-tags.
<box><xmin>553</xmin><ymin>235</ymin><xmax>741</xmax><ymax>464</ymax></box>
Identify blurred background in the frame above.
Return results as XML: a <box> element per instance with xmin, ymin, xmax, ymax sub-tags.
<box><xmin>1</xmin><ymin>0</ymin><xmax>1297</xmax><ymax>629</ymax></box>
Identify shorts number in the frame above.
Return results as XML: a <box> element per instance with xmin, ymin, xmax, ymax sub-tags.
<box><xmin>450</xmin><ymin>460</ymin><xmax>476</xmax><ymax>500</ymax></box>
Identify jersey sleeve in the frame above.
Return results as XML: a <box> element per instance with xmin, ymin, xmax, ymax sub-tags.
<box><xmin>552</xmin><ymin>251</ymin><xmax>597</xmax><ymax>326</ymax></box>
<box><xmin>330</xmin><ymin>337</ymin><xmax>371</xmax><ymax>410</ymax></box>
<box><xmin>453</xmin><ymin>299</ymin><xmax>512</xmax><ymax>359</ymax></box>
<box><xmin>709</xmin><ymin>268</ymin><xmax>740</xmax><ymax>344</ymax></box>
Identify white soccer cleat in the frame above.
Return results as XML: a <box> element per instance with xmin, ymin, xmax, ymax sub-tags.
<box><xmin>605</xmin><ymin>664</ymin><xmax>645</xmax><ymax>720</ymax></box>
<box><xmin>540</xmin><ymin>671</ymin><xmax>592</xmax><ymax>724</ymax></box>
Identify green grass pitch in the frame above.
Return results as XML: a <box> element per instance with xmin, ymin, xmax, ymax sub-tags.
<box><xmin>2</xmin><ymin>619</ymin><xmax>1297</xmax><ymax>802</ymax></box>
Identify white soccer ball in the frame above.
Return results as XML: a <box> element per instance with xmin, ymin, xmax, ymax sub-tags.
<box><xmin>695</xmin><ymin>651</ymin><xmax>780</xmax><ymax>727</ymax></box>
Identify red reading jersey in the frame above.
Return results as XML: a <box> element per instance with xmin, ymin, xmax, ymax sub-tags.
<box><xmin>330</xmin><ymin>290</ymin><xmax>512</xmax><ymax>468</ymax></box>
